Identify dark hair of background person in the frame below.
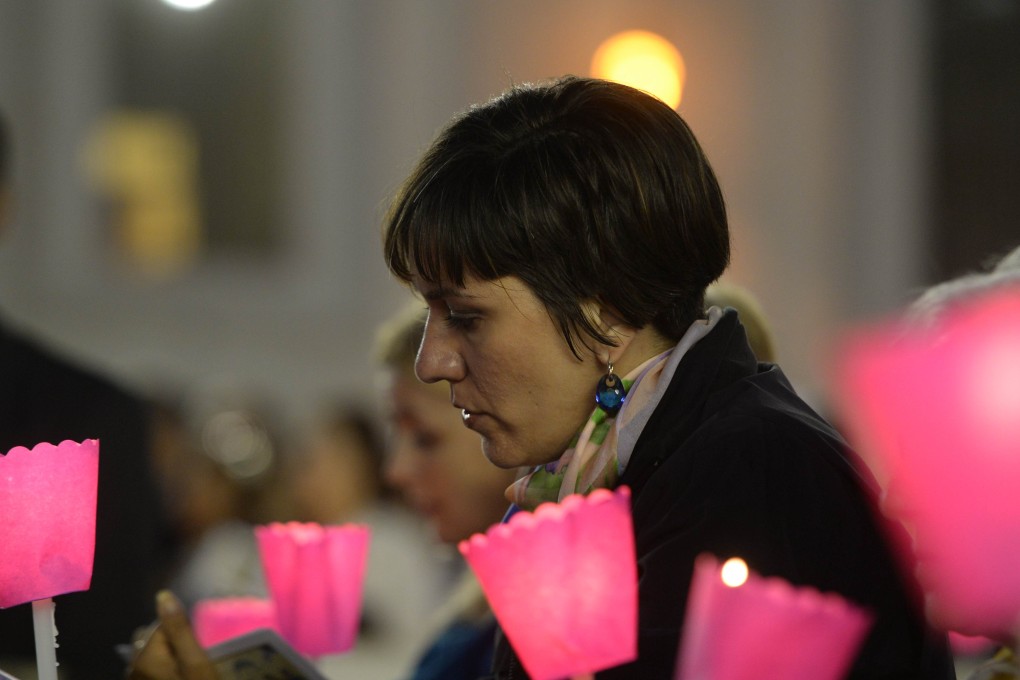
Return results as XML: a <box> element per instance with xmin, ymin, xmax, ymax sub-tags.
<box><xmin>384</xmin><ymin>75</ymin><xmax>730</xmax><ymax>357</ymax></box>
<box><xmin>318</xmin><ymin>404</ymin><xmax>393</xmax><ymax>503</ymax></box>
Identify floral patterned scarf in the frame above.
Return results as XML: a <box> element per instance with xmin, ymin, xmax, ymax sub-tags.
<box><xmin>506</xmin><ymin>307</ymin><xmax>724</xmax><ymax>511</ymax></box>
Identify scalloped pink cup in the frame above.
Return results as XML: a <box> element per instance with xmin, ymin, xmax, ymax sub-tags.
<box><xmin>837</xmin><ymin>287</ymin><xmax>1020</xmax><ymax>639</ymax></box>
<box><xmin>0</xmin><ymin>439</ymin><xmax>99</xmax><ymax>608</ymax></box>
<box><xmin>459</xmin><ymin>486</ymin><xmax>637</xmax><ymax>680</ymax></box>
<box><xmin>193</xmin><ymin>596</ymin><xmax>280</xmax><ymax>648</ymax></box>
<box><xmin>677</xmin><ymin>554</ymin><xmax>873</xmax><ymax>680</ymax></box>
<box><xmin>255</xmin><ymin>522</ymin><xmax>370</xmax><ymax>657</ymax></box>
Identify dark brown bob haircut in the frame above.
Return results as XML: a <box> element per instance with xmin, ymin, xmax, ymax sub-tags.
<box><xmin>384</xmin><ymin>75</ymin><xmax>730</xmax><ymax>356</ymax></box>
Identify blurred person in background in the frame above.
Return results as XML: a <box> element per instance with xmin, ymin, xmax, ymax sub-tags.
<box><xmin>904</xmin><ymin>245</ymin><xmax>1020</xmax><ymax>680</ymax></box>
<box><xmin>154</xmin><ymin>394</ymin><xmax>287</xmax><ymax>612</ymax></box>
<box><xmin>125</xmin><ymin>303</ymin><xmax>517</xmax><ymax>680</ymax></box>
<box><xmin>285</xmin><ymin>402</ymin><xmax>449</xmax><ymax>679</ymax></box>
<box><xmin>376</xmin><ymin>303</ymin><xmax>519</xmax><ymax>680</ymax></box>
<box><xmin>907</xmin><ymin>246</ymin><xmax>1020</xmax><ymax>331</ymax></box>
<box><xmin>0</xmin><ymin>110</ymin><xmax>171</xmax><ymax>678</ymax></box>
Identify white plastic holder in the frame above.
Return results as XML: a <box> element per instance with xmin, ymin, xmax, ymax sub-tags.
<box><xmin>31</xmin><ymin>598</ymin><xmax>58</xmax><ymax>680</ymax></box>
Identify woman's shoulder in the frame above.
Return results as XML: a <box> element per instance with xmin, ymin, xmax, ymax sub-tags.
<box><xmin>652</xmin><ymin>393</ymin><xmax>847</xmax><ymax>476</ymax></box>
<box><xmin>627</xmin><ymin>383</ymin><xmax>863</xmax><ymax>529</ymax></box>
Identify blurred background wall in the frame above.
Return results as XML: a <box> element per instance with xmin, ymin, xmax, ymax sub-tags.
<box><xmin>0</xmin><ymin>0</ymin><xmax>1016</xmax><ymax>428</ymax></box>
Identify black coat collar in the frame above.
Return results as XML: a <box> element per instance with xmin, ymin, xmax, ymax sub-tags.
<box><xmin>618</xmin><ymin>309</ymin><xmax>762</xmax><ymax>496</ymax></box>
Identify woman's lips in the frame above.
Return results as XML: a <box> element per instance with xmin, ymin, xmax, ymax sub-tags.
<box><xmin>460</xmin><ymin>409</ymin><xmax>486</xmax><ymax>431</ymax></box>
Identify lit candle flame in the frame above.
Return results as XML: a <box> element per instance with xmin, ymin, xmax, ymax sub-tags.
<box><xmin>720</xmin><ymin>557</ymin><xmax>749</xmax><ymax>588</ymax></box>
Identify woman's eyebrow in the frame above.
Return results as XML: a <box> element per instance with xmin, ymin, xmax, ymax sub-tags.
<box><xmin>421</xmin><ymin>286</ymin><xmax>480</xmax><ymax>302</ymax></box>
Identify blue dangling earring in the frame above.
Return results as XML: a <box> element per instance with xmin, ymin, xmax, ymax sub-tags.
<box><xmin>595</xmin><ymin>362</ymin><xmax>627</xmax><ymax>417</ymax></box>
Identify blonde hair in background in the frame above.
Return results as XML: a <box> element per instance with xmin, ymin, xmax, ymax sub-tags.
<box><xmin>704</xmin><ymin>282</ymin><xmax>777</xmax><ymax>363</ymax></box>
<box><xmin>374</xmin><ymin>301</ymin><xmax>427</xmax><ymax>372</ymax></box>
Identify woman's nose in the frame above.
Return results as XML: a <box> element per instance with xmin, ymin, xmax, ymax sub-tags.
<box><xmin>414</xmin><ymin>320</ymin><xmax>466</xmax><ymax>384</ymax></box>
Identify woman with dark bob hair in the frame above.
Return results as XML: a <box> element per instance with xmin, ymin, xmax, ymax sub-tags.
<box><xmin>382</xmin><ymin>76</ymin><xmax>953</xmax><ymax>679</ymax></box>
<box><xmin>127</xmin><ymin>77</ymin><xmax>953</xmax><ymax>679</ymax></box>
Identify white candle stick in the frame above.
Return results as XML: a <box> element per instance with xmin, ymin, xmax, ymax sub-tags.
<box><xmin>32</xmin><ymin>597</ymin><xmax>59</xmax><ymax>680</ymax></box>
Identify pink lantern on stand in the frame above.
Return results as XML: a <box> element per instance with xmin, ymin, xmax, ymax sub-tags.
<box><xmin>255</xmin><ymin>522</ymin><xmax>370</xmax><ymax>658</ymax></box>
<box><xmin>0</xmin><ymin>439</ymin><xmax>100</xmax><ymax>680</ymax></box>
<box><xmin>676</xmin><ymin>554</ymin><xmax>872</xmax><ymax>680</ymax></box>
<box><xmin>193</xmin><ymin>596</ymin><xmax>280</xmax><ymax>648</ymax></box>
<box><xmin>459</xmin><ymin>486</ymin><xmax>638</xmax><ymax>680</ymax></box>
<box><xmin>836</xmin><ymin>287</ymin><xmax>1020</xmax><ymax>640</ymax></box>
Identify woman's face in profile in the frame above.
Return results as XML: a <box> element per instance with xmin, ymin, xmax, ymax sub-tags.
<box><xmin>411</xmin><ymin>273</ymin><xmax>602</xmax><ymax>470</ymax></box>
<box><xmin>385</xmin><ymin>371</ymin><xmax>516</xmax><ymax>544</ymax></box>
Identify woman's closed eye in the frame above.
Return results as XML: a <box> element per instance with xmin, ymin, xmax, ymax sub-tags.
<box><xmin>443</xmin><ymin>310</ymin><xmax>479</xmax><ymax>330</ymax></box>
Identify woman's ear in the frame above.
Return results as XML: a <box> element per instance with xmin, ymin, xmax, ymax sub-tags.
<box><xmin>581</xmin><ymin>300</ymin><xmax>638</xmax><ymax>366</ymax></box>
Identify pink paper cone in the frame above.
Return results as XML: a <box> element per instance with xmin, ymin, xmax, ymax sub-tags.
<box><xmin>677</xmin><ymin>554</ymin><xmax>873</xmax><ymax>680</ymax></box>
<box><xmin>0</xmin><ymin>440</ymin><xmax>99</xmax><ymax>608</ymax></box>
<box><xmin>459</xmin><ymin>487</ymin><xmax>637</xmax><ymax>680</ymax></box>
<box><xmin>255</xmin><ymin>522</ymin><xmax>369</xmax><ymax>657</ymax></box>
<box><xmin>193</xmin><ymin>597</ymin><xmax>280</xmax><ymax>648</ymax></box>
<box><xmin>836</xmin><ymin>287</ymin><xmax>1020</xmax><ymax>639</ymax></box>
<box><xmin>947</xmin><ymin>631</ymin><xmax>996</xmax><ymax>657</ymax></box>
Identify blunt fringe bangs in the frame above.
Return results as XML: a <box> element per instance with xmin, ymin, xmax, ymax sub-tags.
<box><xmin>384</xmin><ymin>75</ymin><xmax>730</xmax><ymax>354</ymax></box>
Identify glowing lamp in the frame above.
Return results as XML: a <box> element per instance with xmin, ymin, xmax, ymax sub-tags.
<box><xmin>255</xmin><ymin>522</ymin><xmax>369</xmax><ymax>657</ymax></box>
<box><xmin>161</xmin><ymin>0</ymin><xmax>217</xmax><ymax>10</ymax></box>
<box><xmin>837</xmin><ymin>286</ymin><xmax>1020</xmax><ymax>640</ymax></box>
<box><xmin>459</xmin><ymin>487</ymin><xmax>637</xmax><ymax>680</ymax></box>
<box><xmin>194</xmin><ymin>597</ymin><xmax>280</xmax><ymax>649</ymax></box>
<box><xmin>677</xmin><ymin>554</ymin><xmax>872</xmax><ymax>680</ymax></box>
<box><xmin>591</xmin><ymin>30</ymin><xmax>686</xmax><ymax>109</ymax></box>
<box><xmin>0</xmin><ymin>439</ymin><xmax>99</xmax><ymax>607</ymax></box>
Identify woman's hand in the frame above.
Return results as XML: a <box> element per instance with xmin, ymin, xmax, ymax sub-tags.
<box><xmin>127</xmin><ymin>591</ymin><xmax>219</xmax><ymax>680</ymax></box>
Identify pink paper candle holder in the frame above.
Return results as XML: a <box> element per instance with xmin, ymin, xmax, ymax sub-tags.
<box><xmin>836</xmin><ymin>287</ymin><xmax>1020</xmax><ymax>639</ymax></box>
<box><xmin>193</xmin><ymin>596</ymin><xmax>280</xmax><ymax>649</ymax></box>
<box><xmin>676</xmin><ymin>554</ymin><xmax>873</xmax><ymax>680</ymax></box>
<box><xmin>459</xmin><ymin>486</ymin><xmax>638</xmax><ymax>680</ymax></box>
<box><xmin>0</xmin><ymin>439</ymin><xmax>100</xmax><ymax>608</ymax></box>
<box><xmin>255</xmin><ymin>522</ymin><xmax>370</xmax><ymax>658</ymax></box>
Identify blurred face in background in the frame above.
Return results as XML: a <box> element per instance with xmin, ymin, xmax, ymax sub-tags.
<box><xmin>384</xmin><ymin>368</ymin><xmax>518</xmax><ymax>545</ymax></box>
<box><xmin>288</xmin><ymin>420</ymin><xmax>378</xmax><ymax>525</ymax></box>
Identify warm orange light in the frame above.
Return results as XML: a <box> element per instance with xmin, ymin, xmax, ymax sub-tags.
<box><xmin>82</xmin><ymin>112</ymin><xmax>203</xmax><ymax>278</ymax></box>
<box><xmin>720</xmin><ymin>557</ymin><xmax>749</xmax><ymax>588</ymax></box>
<box><xmin>591</xmin><ymin>30</ymin><xmax>686</xmax><ymax>109</ymax></box>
